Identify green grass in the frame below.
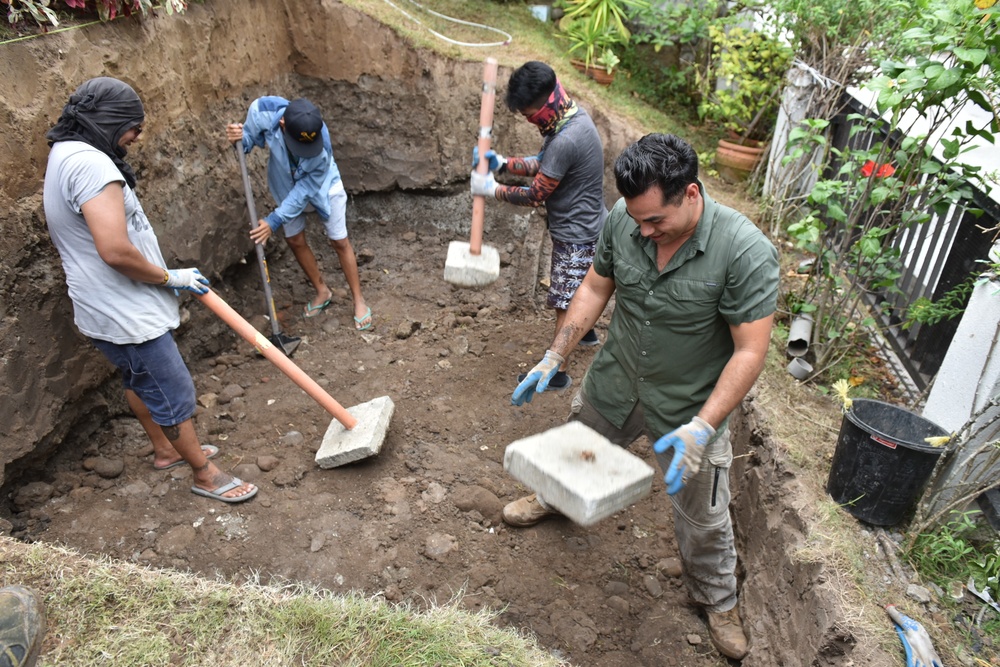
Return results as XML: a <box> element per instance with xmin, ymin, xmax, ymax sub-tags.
<box><xmin>3</xmin><ymin>537</ymin><xmax>564</xmax><ymax>667</ymax></box>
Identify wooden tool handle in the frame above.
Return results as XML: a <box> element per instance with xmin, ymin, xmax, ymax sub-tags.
<box><xmin>196</xmin><ymin>290</ymin><xmax>357</xmax><ymax>429</ymax></box>
<box><xmin>470</xmin><ymin>57</ymin><xmax>499</xmax><ymax>256</ymax></box>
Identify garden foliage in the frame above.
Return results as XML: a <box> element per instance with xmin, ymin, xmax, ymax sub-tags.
<box><xmin>775</xmin><ymin>0</ymin><xmax>998</xmax><ymax>381</ymax></box>
<box><xmin>5</xmin><ymin>0</ymin><xmax>186</xmax><ymax>29</ymax></box>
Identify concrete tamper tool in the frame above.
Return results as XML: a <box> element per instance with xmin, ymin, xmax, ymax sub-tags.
<box><xmin>234</xmin><ymin>144</ymin><xmax>301</xmax><ymax>357</ymax></box>
<box><xmin>443</xmin><ymin>57</ymin><xmax>501</xmax><ymax>287</ymax></box>
<box><xmin>196</xmin><ymin>289</ymin><xmax>394</xmax><ymax>467</ymax></box>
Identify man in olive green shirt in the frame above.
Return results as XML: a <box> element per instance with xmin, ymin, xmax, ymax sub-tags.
<box><xmin>508</xmin><ymin>133</ymin><xmax>779</xmax><ymax>660</ymax></box>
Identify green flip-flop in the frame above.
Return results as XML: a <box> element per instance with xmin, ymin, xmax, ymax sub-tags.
<box><xmin>354</xmin><ymin>306</ymin><xmax>373</xmax><ymax>331</ymax></box>
<box><xmin>303</xmin><ymin>298</ymin><xmax>331</xmax><ymax>318</ymax></box>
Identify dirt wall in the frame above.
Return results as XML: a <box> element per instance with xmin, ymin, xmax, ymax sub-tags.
<box><xmin>0</xmin><ymin>0</ymin><xmax>581</xmax><ymax>484</ymax></box>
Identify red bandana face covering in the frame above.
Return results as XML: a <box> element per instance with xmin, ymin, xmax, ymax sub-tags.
<box><xmin>525</xmin><ymin>79</ymin><xmax>578</xmax><ymax>137</ymax></box>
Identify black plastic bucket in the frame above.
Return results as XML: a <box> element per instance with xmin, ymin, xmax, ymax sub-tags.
<box><xmin>826</xmin><ymin>398</ymin><xmax>947</xmax><ymax>526</ymax></box>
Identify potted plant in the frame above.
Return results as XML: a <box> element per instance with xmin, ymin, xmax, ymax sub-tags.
<box><xmin>697</xmin><ymin>24</ymin><xmax>793</xmax><ymax>180</ymax></box>
<box><xmin>562</xmin><ymin>17</ymin><xmax>621</xmax><ymax>81</ymax></box>
<box><xmin>592</xmin><ymin>46</ymin><xmax>620</xmax><ymax>84</ymax></box>
<box><xmin>559</xmin><ymin>0</ymin><xmax>649</xmax><ymax>42</ymax></box>
<box><xmin>558</xmin><ymin>0</ymin><xmax>649</xmax><ymax>83</ymax></box>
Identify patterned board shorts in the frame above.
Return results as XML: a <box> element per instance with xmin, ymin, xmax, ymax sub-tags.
<box><xmin>547</xmin><ymin>239</ymin><xmax>597</xmax><ymax>310</ymax></box>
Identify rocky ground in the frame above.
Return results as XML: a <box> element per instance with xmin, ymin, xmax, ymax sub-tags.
<box><xmin>8</xmin><ymin>187</ymin><xmax>774</xmax><ymax>666</ymax></box>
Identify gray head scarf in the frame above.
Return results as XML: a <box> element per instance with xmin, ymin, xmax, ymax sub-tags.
<box><xmin>46</xmin><ymin>77</ymin><xmax>145</xmax><ymax>189</ymax></box>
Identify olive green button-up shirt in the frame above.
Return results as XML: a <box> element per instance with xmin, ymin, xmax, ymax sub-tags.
<box><xmin>582</xmin><ymin>183</ymin><xmax>779</xmax><ymax>439</ymax></box>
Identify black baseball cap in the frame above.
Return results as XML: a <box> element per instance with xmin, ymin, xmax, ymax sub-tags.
<box><xmin>282</xmin><ymin>98</ymin><xmax>324</xmax><ymax>158</ymax></box>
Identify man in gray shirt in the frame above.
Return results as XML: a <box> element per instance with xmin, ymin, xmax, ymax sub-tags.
<box><xmin>471</xmin><ymin>61</ymin><xmax>608</xmax><ymax>388</ymax></box>
<box><xmin>44</xmin><ymin>77</ymin><xmax>257</xmax><ymax>504</ymax></box>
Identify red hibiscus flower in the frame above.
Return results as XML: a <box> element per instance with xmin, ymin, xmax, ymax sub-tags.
<box><xmin>860</xmin><ymin>160</ymin><xmax>896</xmax><ymax>178</ymax></box>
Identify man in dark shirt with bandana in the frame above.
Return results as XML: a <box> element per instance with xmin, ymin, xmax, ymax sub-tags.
<box><xmin>471</xmin><ymin>61</ymin><xmax>607</xmax><ymax>388</ymax></box>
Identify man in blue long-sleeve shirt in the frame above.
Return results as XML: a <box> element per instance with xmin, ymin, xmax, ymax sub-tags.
<box><xmin>226</xmin><ymin>97</ymin><xmax>372</xmax><ymax>329</ymax></box>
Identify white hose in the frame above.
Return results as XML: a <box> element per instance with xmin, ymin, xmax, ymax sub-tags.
<box><xmin>380</xmin><ymin>0</ymin><xmax>513</xmax><ymax>47</ymax></box>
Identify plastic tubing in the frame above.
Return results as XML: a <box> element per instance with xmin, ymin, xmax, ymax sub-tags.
<box><xmin>195</xmin><ymin>289</ymin><xmax>358</xmax><ymax>430</ymax></box>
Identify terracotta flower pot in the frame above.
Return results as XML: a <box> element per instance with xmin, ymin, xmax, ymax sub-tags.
<box><xmin>714</xmin><ymin>137</ymin><xmax>767</xmax><ymax>182</ymax></box>
<box><xmin>569</xmin><ymin>59</ymin><xmax>614</xmax><ymax>86</ymax></box>
<box><xmin>589</xmin><ymin>67</ymin><xmax>614</xmax><ymax>86</ymax></box>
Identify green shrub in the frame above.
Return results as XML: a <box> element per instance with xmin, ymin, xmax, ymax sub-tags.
<box><xmin>907</xmin><ymin>511</ymin><xmax>980</xmax><ymax>587</ymax></box>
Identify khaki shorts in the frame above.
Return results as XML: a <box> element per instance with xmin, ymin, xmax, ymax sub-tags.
<box><xmin>282</xmin><ymin>180</ymin><xmax>349</xmax><ymax>241</ymax></box>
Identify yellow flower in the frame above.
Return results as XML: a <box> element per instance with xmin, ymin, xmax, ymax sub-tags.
<box><xmin>832</xmin><ymin>379</ymin><xmax>853</xmax><ymax>412</ymax></box>
<box><xmin>924</xmin><ymin>434</ymin><xmax>953</xmax><ymax>447</ymax></box>
<box><xmin>975</xmin><ymin>0</ymin><xmax>996</xmax><ymax>9</ymax></box>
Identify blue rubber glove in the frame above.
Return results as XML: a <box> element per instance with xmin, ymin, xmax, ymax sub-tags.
<box><xmin>885</xmin><ymin>605</ymin><xmax>943</xmax><ymax>667</ymax></box>
<box><xmin>511</xmin><ymin>350</ymin><xmax>565</xmax><ymax>406</ymax></box>
<box><xmin>653</xmin><ymin>417</ymin><xmax>716</xmax><ymax>495</ymax></box>
<box><xmin>470</xmin><ymin>170</ymin><xmax>499</xmax><ymax>198</ymax></box>
<box><xmin>472</xmin><ymin>146</ymin><xmax>506</xmax><ymax>172</ymax></box>
<box><xmin>165</xmin><ymin>268</ymin><xmax>210</xmax><ymax>295</ymax></box>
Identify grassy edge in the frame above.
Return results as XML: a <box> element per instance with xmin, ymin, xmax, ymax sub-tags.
<box><xmin>755</xmin><ymin>338</ymin><xmax>952</xmax><ymax>663</ymax></box>
<box><xmin>1</xmin><ymin>537</ymin><xmax>565</xmax><ymax>667</ymax></box>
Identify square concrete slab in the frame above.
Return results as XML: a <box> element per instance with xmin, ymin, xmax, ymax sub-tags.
<box><xmin>315</xmin><ymin>395</ymin><xmax>395</xmax><ymax>468</ymax></box>
<box><xmin>503</xmin><ymin>422</ymin><xmax>655</xmax><ymax>526</ymax></box>
<box><xmin>443</xmin><ymin>240</ymin><xmax>500</xmax><ymax>287</ymax></box>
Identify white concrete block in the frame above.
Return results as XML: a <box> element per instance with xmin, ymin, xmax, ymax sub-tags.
<box><xmin>443</xmin><ymin>240</ymin><xmax>500</xmax><ymax>287</ymax></box>
<box><xmin>503</xmin><ymin>422</ymin><xmax>655</xmax><ymax>526</ymax></box>
<box><xmin>316</xmin><ymin>395</ymin><xmax>395</xmax><ymax>468</ymax></box>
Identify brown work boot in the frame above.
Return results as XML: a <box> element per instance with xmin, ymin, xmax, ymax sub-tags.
<box><xmin>502</xmin><ymin>494</ymin><xmax>559</xmax><ymax>527</ymax></box>
<box><xmin>707</xmin><ymin>606</ymin><xmax>748</xmax><ymax>659</ymax></box>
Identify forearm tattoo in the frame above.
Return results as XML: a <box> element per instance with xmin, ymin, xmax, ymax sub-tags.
<box><xmin>555</xmin><ymin>323</ymin><xmax>584</xmax><ymax>352</ymax></box>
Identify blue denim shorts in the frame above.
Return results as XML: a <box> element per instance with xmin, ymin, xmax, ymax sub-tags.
<box><xmin>91</xmin><ymin>332</ymin><xmax>197</xmax><ymax>428</ymax></box>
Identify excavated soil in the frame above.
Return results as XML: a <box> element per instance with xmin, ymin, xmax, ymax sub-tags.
<box><xmin>13</xmin><ymin>191</ymin><xmax>753</xmax><ymax>667</ymax></box>
<box><xmin>0</xmin><ymin>1</ymin><xmax>908</xmax><ymax>665</ymax></box>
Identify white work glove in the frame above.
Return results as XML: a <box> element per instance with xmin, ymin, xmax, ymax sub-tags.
<box><xmin>165</xmin><ymin>268</ymin><xmax>210</xmax><ymax>295</ymax></box>
<box><xmin>653</xmin><ymin>417</ymin><xmax>716</xmax><ymax>495</ymax></box>
<box><xmin>885</xmin><ymin>605</ymin><xmax>943</xmax><ymax>667</ymax></box>
<box><xmin>511</xmin><ymin>350</ymin><xmax>565</xmax><ymax>406</ymax></box>
<box><xmin>470</xmin><ymin>170</ymin><xmax>498</xmax><ymax>198</ymax></box>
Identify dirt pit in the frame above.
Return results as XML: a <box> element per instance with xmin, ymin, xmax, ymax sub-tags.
<box><xmin>7</xmin><ymin>187</ymin><xmax>846</xmax><ymax>667</ymax></box>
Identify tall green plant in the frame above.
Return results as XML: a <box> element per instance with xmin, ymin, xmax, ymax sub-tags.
<box><xmin>560</xmin><ymin>0</ymin><xmax>648</xmax><ymax>42</ymax></box>
<box><xmin>757</xmin><ymin>0</ymin><xmax>910</xmax><ymax>70</ymax></box>
<box><xmin>620</xmin><ymin>0</ymin><xmax>721</xmax><ymax>111</ymax></box>
<box><xmin>756</xmin><ymin>0</ymin><xmax>917</xmax><ymax>237</ymax></box>
<box><xmin>697</xmin><ymin>23</ymin><xmax>793</xmax><ymax>142</ymax></box>
<box><xmin>557</xmin><ymin>0</ymin><xmax>650</xmax><ymax>71</ymax></box>
<box><xmin>561</xmin><ymin>16</ymin><xmax>620</xmax><ymax>70</ymax></box>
